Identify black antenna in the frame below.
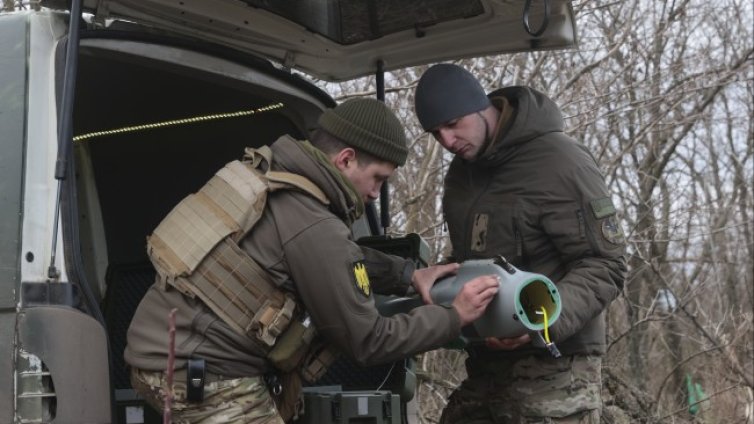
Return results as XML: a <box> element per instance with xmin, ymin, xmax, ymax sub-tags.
<box><xmin>376</xmin><ymin>59</ymin><xmax>390</xmax><ymax>234</ymax></box>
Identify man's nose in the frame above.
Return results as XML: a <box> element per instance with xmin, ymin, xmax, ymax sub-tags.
<box><xmin>437</xmin><ymin>128</ymin><xmax>456</xmax><ymax>149</ymax></box>
<box><xmin>368</xmin><ymin>188</ymin><xmax>380</xmax><ymax>201</ymax></box>
<box><xmin>367</xmin><ymin>183</ymin><xmax>383</xmax><ymax>202</ymax></box>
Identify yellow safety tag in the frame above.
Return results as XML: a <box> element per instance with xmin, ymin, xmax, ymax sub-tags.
<box><xmin>353</xmin><ymin>261</ymin><xmax>371</xmax><ymax>297</ymax></box>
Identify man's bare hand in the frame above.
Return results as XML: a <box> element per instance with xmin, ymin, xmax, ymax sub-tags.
<box><xmin>411</xmin><ymin>263</ymin><xmax>461</xmax><ymax>305</ymax></box>
<box><xmin>484</xmin><ymin>334</ymin><xmax>531</xmax><ymax>350</ymax></box>
<box><xmin>451</xmin><ymin>275</ymin><xmax>499</xmax><ymax>326</ymax></box>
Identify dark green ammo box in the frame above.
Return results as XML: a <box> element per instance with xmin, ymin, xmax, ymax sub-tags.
<box><xmin>300</xmin><ymin>388</ymin><xmax>401</xmax><ymax>424</ymax></box>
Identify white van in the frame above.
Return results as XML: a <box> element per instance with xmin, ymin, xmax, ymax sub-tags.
<box><xmin>0</xmin><ymin>1</ymin><xmax>576</xmax><ymax>422</ymax></box>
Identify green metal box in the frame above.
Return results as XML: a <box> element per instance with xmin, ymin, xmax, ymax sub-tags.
<box><xmin>301</xmin><ymin>388</ymin><xmax>401</xmax><ymax>424</ymax></box>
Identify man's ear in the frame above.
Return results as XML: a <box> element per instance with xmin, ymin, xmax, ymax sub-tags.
<box><xmin>332</xmin><ymin>147</ymin><xmax>358</xmax><ymax>172</ymax></box>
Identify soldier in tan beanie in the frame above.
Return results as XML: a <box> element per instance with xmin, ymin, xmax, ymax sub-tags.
<box><xmin>125</xmin><ymin>97</ymin><xmax>501</xmax><ymax>423</ymax></box>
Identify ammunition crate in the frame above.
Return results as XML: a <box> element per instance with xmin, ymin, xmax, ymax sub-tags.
<box><xmin>300</xmin><ymin>387</ymin><xmax>401</xmax><ymax>424</ymax></box>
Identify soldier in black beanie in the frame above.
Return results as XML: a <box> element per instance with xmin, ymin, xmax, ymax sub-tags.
<box><xmin>415</xmin><ymin>64</ymin><xmax>627</xmax><ymax>424</ymax></box>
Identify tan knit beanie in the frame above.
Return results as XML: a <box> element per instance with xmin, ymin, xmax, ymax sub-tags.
<box><xmin>318</xmin><ymin>98</ymin><xmax>408</xmax><ymax>166</ymax></box>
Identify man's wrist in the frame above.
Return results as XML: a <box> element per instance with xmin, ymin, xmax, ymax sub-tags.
<box><xmin>402</xmin><ymin>260</ymin><xmax>417</xmax><ymax>293</ymax></box>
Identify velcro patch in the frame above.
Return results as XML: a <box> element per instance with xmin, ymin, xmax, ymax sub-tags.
<box><xmin>471</xmin><ymin>213</ymin><xmax>489</xmax><ymax>252</ymax></box>
<box><xmin>601</xmin><ymin>216</ymin><xmax>625</xmax><ymax>245</ymax></box>
<box><xmin>353</xmin><ymin>261</ymin><xmax>371</xmax><ymax>297</ymax></box>
<box><xmin>590</xmin><ymin>197</ymin><xmax>616</xmax><ymax>219</ymax></box>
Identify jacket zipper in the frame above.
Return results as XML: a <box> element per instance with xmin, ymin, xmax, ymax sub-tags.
<box><xmin>513</xmin><ymin>217</ymin><xmax>523</xmax><ymax>264</ymax></box>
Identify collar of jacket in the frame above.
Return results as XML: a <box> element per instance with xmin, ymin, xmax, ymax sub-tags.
<box><xmin>476</xmin><ymin>95</ymin><xmax>515</xmax><ymax>159</ymax></box>
<box><xmin>269</xmin><ymin>135</ymin><xmax>364</xmax><ymax>224</ymax></box>
<box><xmin>470</xmin><ymin>86</ymin><xmax>565</xmax><ymax>168</ymax></box>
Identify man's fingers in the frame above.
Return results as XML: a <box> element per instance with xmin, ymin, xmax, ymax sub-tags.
<box><xmin>466</xmin><ymin>275</ymin><xmax>500</xmax><ymax>294</ymax></box>
<box><xmin>471</xmin><ymin>287</ymin><xmax>497</xmax><ymax>310</ymax></box>
<box><xmin>463</xmin><ymin>275</ymin><xmax>499</xmax><ymax>308</ymax></box>
<box><xmin>420</xmin><ymin>291</ymin><xmax>433</xmax><ymax>305</ymax></box>
<box><xmin>451</xmin><ymin>274</ymin><xmax>502</xmax><ymax>326</ymax></box>
<box><xmin>413</xmin><ymin>263</ymin><xmax>462</xmax><ymax>305</ymax></box>
<box><xmin>433</xmin><ymin>263</ymin><xmax>460</xmax><ymax>279</ymax></box>
<box><xmin>479</xmin><ymin>283</ymin><xmax>499</xmax><ymax>299</ymax></box>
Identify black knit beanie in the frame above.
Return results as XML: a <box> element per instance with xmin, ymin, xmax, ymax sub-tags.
<box><xmin>318</xmin><ymin>98</ymin><xmax>408</xmax><ymax>166</ymax></box>
<box><xmin>415</xmin><ymin>64</ymin><xmax>491</xmax><ymax>131</ymax></box>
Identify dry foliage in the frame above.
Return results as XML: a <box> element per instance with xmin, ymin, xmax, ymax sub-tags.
<box><xmin>315</xmin><ymin>1</ymin><xmax>753</xmax><ymax>422</ymax></box>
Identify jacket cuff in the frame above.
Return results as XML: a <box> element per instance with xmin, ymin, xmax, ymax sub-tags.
<box><xmin>440</xmin><ymin>304</ymin><xmax>462</xmax><ymax>336</ymax></box>
<box><xmin>400</xmin><ymin>260</ymin><xmax>416</xmax><ymax>295</ymax></box>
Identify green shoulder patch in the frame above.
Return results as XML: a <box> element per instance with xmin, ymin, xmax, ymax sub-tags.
<box><xmin>601</xmin><ymin>216</ymin><xmax>625</xmax><ymax>245</ymax></box>
<box><xmin>353</xmin><ymin>261</ymin><xmax>371</xmax><ymax>297</ymax></box>
<box><xmin>590</xmin><ymin>197</ymin><xmax>616</xmax><ymax>219</ymax></box>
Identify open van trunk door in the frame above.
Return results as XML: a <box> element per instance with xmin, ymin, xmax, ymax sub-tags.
<box><xmin>66</xmin><ymin>0</ymin><xmax>577</xmax><ymax>81</ymax></box>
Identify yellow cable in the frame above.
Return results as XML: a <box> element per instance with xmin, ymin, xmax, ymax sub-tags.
<box><xmin>73</xmin><ymin>102</ymin><xmax>284</xmax><ymax>142</ymax></box>
<box><xmin>540</xmin><ymin>306</ymin><xmax>550</xmax><ymax>344</ymax></box>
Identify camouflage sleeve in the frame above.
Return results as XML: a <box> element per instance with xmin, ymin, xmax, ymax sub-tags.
<box><xmin>543</xmin><ymin>163</ymin><xmax>627</xmax><ymax>343</ymax></box>
<box><xmin>283</xmin><ymin>218</ymin><xmax>461</xmax><ymax>366</ymax></box>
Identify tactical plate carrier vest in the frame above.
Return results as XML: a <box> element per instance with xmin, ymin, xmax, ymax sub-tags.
<box><xmin>147</xmin><ymin>144</ymin><xmax>335</xmax><ymax>381</ymax></box>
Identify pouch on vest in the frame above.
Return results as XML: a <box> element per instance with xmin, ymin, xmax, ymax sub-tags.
<box><xmin>300</xmin><ymin>341</ymin><xmax>338</xmax><ymax>383</ymax></box>
<box><xmin>267</xmin><ymin>315</ymin><xmax>317</xmax><ymax>372</ymax></box>
<box><xmin>146</xmin><ymin>143</ymin><xmax>329</xmax><ymax>357</ymax></box>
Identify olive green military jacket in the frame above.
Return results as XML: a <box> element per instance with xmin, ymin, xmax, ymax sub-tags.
<box><xmin>443</xmin><ymin>86</ymin><xmax>627</xmax><ymax>357</ymax></box>
<box><xmin>125</xmin><ymin>135</ymin><xmax>461</xmax><ymax>377</ymax></box>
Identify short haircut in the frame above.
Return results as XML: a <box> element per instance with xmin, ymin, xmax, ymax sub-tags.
<box><xmin>310</xmin><ymin>128</ymin><xmax>380</xmax><ymax>166</ymax></box>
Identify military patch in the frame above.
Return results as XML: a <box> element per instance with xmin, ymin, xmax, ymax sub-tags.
<box><xmin>353</xmin><ymin>261</ymin><xmax>371</xmax><ymax>297</ymax></box>
<box><xmin>590</xmin><ymin>197</ymin><xmax>616</xmax><ymax>219</ymax></box>
<box><xmin>601</xmin><ymin>215</ymin><xmax>625</xmax><ymax>245</ymax></box>
<box><xmin>471</xmin><ymin>213</ymin><xmax>489</xmax><ymax>252</ymax></box>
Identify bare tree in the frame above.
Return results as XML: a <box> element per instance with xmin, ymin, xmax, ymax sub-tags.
<box><xmin>313</xmin><ymin>3</ymin><xmax>752</xmax><ymax>421</ymax></box>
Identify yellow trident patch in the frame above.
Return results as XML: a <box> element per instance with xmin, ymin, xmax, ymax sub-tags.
<box><xmin>353</xmin><ymin>261</ymin><xmax>371</xmax><ymax>297</ymax></box>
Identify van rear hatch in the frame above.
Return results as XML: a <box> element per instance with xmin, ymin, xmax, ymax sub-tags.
<box><xmin>50</xmin><ymin>0</ymin><xmax>578</xmax><ymax>81</ymax></box>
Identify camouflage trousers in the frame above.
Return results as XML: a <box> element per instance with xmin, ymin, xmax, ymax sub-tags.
<box><xmin>439</xmin><ymin>354</ymin><xmax>602</xmax><ymax>424</ymax></box>
<box><xmin>130</xmin><ymin>367</ymin><xmax>285</xmax><ymax>424</ymax></box>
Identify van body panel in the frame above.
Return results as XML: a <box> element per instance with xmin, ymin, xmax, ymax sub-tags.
<box><xmin>0</xmin><ymin>12</ymin><xmax>26</xmax><ymax>304</ymax></box>
<box><xmin>22</xmin><ymin>12</ymin><xmax>70</xmax><ymax>285</ymax></box>
<box><xmin>18</xmin><ymin>305</ymin><xmax>111</xmax><ymax>423</ymax></box>
<box><xmin>0</xmin><ymin>13</ymin><xmax>27</xmax><ymax>421</ymax></box>
<box><xmin>0</xmin><ymin>319</ymin><xmax>13</xmax><ymax>422</ymax></box>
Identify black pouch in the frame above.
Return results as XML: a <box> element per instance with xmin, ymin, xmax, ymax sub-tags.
<box><xmin>186</xmin><ymin>358</ymin><xmax>206</xmax><ymax>402</ymax></box>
